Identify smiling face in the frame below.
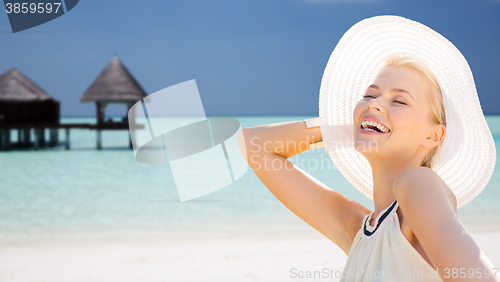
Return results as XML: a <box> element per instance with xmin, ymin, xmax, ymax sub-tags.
<box><xmin>353</xmin><ymin>66</ymin><xmax>444</xmax><ymax>166</ymax></box>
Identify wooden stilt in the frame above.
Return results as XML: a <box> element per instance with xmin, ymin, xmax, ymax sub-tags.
<box><xmin>17</xmin><ymin>128</ymin><xmax>22</xmax><ymax>145</ymax></box>
<box><xmin>34</xmin><ymin>128</ymin><xmax>39</xmax><ymax>150</ymax></box>
<box><xmin>97</xmin><ymin>129</ymin><xmax>102</xmax><ymax>150</ymax></box>
<box><xmin>0</xmin><ymin>129</ymin><xmax>4</xmax><ymax>150</ymax></box>
<box><xmin>65</xmin><ymin>128</ymin><xmax>70</xmax><ymax>150</ymax></box>
<box><xmin>96</xmin><ymin>102</ymin><xmax>103</xmax><ymax>124</ymax></box>
<box><xmin>49</xmin><ymin>128</ymin><xmax>58</xmax><ymax>147</ymax></box>
<box><xmin>23</xmin><ymin>128</ymin><xmax>30</xmax><ymax>146</ymax></box>
<box><xmin>5</xmin><ymin>129</ymin><xmax>10</xmax><ymax>149</ymax></box>
<box><xmin>39</xmin><ymin>128</ymin><xmax>46</xmax><ymax>146</ymax></box>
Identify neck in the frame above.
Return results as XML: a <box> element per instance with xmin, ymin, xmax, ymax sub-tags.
<box><xmin>367</xmin><ymin>156</ymin><xmax>422</xmax><ymax>220</ymax></box>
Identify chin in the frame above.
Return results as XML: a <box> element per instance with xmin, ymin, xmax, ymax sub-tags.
<box><xmin>354</xmin><ymin>138</ymin><xmax>381</xmax><ymax>155</ymax></box>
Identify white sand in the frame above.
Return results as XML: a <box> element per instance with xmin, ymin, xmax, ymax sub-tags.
<box><xmin>0</xmin><ymin>231</ymin><xmax>498</xmax><ymax>282</ymax></box>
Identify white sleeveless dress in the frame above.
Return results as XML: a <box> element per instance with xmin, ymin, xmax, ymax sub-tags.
<box><xmin>339</xmin><ymin>200</ymin><xmax>444</xmax><ymax>282</ymax></box>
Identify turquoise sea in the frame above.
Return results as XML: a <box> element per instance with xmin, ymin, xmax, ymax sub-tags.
<box><xmin>0</xmin><ymin>116</ymin><xmax>499</xmax><ymax>243</ymax></box>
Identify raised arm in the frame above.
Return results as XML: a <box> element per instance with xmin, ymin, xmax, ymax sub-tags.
<box><xmin>238</xmin><ymin>120</ymin><xmax>370</xmax><ymax>254</ymax></box>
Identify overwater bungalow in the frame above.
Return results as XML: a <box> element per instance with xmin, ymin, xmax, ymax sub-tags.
<box><xmin>0</xmin><ymin>68</ymin><xmax>60</xmax><ymax>149</ymax></box>
<box><xmin>80</xmin><ymin>55</ymin><xmax>147</xmax><ymax>149</ymax></box>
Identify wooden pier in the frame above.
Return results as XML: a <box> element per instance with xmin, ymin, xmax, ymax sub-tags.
<box><xmin>0</xmin><ymin>122</ymin><xmax>144</xmax><ymax>150</ymax></box>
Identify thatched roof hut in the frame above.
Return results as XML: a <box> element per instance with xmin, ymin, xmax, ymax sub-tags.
<box><xmin>80</xmin><ymin>55</ymin><xmax>147</xmax><ymax>102</ymax></box>
<box><xmin>80</xmin><ymin>56</ymin><xmax>147</xmax><ymax>124</ymax></box>
<box><xmin>0</xmin><ymin>68</ymin><xmax>60</xmax><ymax>124</ymax></box>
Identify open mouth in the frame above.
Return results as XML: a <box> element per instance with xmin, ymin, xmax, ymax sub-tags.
<box><xmin>360</xmin><ymin>120</ymin><xmax>390</xmax><ymax>133</ymax></box>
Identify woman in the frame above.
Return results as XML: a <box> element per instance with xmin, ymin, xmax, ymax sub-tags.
<box><xmin>238</xmin><ymin>16</ymin><xmax>499</xmax><ymax>281</ymax></box>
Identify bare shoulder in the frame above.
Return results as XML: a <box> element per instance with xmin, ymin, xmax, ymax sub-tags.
<box><xmin>393</xmin><ymin>166</ymin><xmax>458</xmax><ymax>217</ymax></box>
<box><xmin>391</xmin><ymin>168</ymin><xmax>494</xmax><ymax>272</ymax></box>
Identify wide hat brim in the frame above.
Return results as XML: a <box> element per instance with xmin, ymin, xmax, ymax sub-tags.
<box><xmin>318</xmin><ymin>15</ymin><xmax>496</xmax><ymax>208</ymax></box>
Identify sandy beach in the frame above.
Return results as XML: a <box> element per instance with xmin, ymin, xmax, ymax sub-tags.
<box><xmin>0</xmin><ymin>230</ymin><xmax>498</xmax><ymax>282</ymax></box>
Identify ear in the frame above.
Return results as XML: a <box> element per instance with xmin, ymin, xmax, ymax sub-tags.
<box><xmin>421</xmin><ymin>124</ymin><xmax>446</xmax><ymax>149</ymax></box>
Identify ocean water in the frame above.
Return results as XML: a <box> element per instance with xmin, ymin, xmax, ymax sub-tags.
<box><xmin>0</xmin><ymin>116</ymin><xmax>499</xmax><ymax>243</ymax></box>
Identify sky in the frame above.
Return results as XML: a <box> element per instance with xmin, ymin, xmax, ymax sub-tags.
<box><xmin>0</xmin><ymin>0</ymin><xmax>499</xmax><ymax>117</ymax></box>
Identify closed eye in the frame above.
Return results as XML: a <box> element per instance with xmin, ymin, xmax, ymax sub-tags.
<box><xmin>363</xmin><ymin>95</ymin><xmax>407</xmax><ymax>105</ymax></box>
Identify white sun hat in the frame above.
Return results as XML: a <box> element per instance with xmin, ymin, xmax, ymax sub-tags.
<box><xmin>318</xmin><ymin>15</ymin><xmax>496</xmax><ymax>208</ymax></box>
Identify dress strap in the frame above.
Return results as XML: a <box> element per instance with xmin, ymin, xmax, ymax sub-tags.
<box><xmin>363</xmin><ymin>200</ymin><xmax>398</xmax><ymax>236</ymax></box>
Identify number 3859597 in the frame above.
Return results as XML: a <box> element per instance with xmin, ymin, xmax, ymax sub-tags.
<box><xmin>5</xmin><ymin>3</ymin><xmax>62</xmax><ymax>14</ymax></box>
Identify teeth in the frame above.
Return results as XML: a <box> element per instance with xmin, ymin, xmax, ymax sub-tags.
<box><xmin>361</xmin><ymin>120</ymin><xmax>390</xmax><ymax>133</ymax></box>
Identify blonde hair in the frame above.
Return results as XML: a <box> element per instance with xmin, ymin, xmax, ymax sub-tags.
<box><xmin>378</xmin><ymin>55</ymin><xmax>446</xmax><ymax>169</ymax></box>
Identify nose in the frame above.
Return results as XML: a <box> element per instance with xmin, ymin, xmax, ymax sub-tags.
<box><xmin>366</xmin><ymin>97</ymin><xmax>383</xmax><ymax>112</ymax></box>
